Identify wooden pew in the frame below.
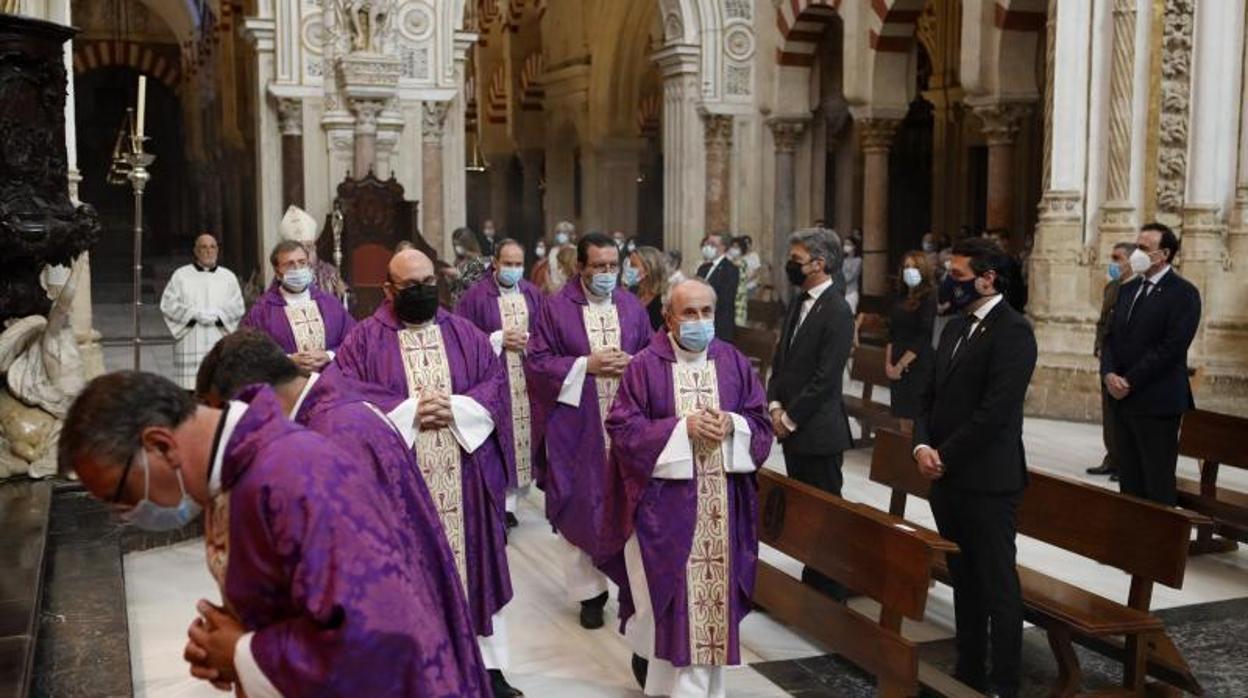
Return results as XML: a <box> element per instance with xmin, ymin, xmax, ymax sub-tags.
<box><xmin>753</xmin><ymin>469</ymin><xmax>977</xmax><ymax>697</ymax></box>
<box><xmin>735</xmin><ymin>325</ymin><xmax>778</xmax><ymax>383</ymax></box>
<box><xmin>868</xmin><ymin>430</ymin><xmax>1205</xmax><ymax>696</ymax></box>
<box><xmin>746</xmin><ymin>298</ymin><xmax>783</xmax><ymax>330</ymax></box>
<box><xmin>843</xmin><ymin>344</ymin><xmax>904</xmax><ymax>447</ymax></box>
<box><xmin>1176</xmin><ymin>408</ymin><xmax>1248</xmax><ymax>554</ymax></box>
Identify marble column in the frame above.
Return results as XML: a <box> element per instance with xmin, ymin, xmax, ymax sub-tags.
<box><xmin>1097</xmin><ymin>0</ymin><xmax>1139</xmax><ymax>253</ymax></box>
<box><xmin>350</xmin><ymin>99</ymin><xmax>384</xmax><ymax>178</ymax></box>
<box><xmin>973</xmin><ymin>102</ymin><xmax>1028</xmax><ymax>240</ymax></box>
<box><xmin>768</xmin><ymin>117</ymin><xmax>807</xmax><ymax>295</ymax></box>
<box><xmin>243</xmin><ymin>17</ymin><xmax>281</xmax><ymax>281</ymax></box>
<box><xmin>277</xmin><ymin>98</ymin><xmax>304</xmax><ymax>209</ymax></box>
<box><xmin>703</xmin><ymin>111</ymin><xmax>733</xmax><ymax>234</ymax></box>
<box><xmin>422</xmin><ymin>101</ymin><xmax>450</xmax><ymax>255</ymax></box>
<box><xmin>654</xmin><ymin>44</ymin><xmax>705</xmax><ymax>273</ymax></box>
<box><xmin>858</xmin><ymin>118</ymin><xmax>900</xmax><ymax>297</ymax></box>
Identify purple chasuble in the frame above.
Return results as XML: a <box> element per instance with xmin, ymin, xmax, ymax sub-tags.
<box><xmin>602</xmin><ymin>332</ymin><xmax>772</xmax><ymax>667</ymax></box>
<box><xmin>218</xmin><ymin>387</ymin><xmax>489</xmax><ymax>697</ymax></box>
<box><xmin>454</xmin><ymin>275</ymin><xmax>545</xmax><ymax>487</ymax></box>
<box><xmin>526</xmin><ymin>280</ymin><xmax>652</xmax><ymax>558</ymax></box>
<box><xmin>327</xmin><ymin>302</ymin><xmax>513</xmax><ymax>635</ymax></box>
<box><xmin>241</xmin><ymin>282</ymin><xmax>355</xmax><ymax>354</ymax></box>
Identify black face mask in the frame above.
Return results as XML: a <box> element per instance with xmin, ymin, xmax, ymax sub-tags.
<box><xmin>394</xmin><ymin>284</ymin><xmax>439</xmax><ymax>324</ymax></box>
<box><xmin>785</xmin><ymin>260</ymin><xmax>809</xmax><ymax>287</ymax></box>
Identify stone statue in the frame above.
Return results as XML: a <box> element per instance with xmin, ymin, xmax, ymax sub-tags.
<box><xmin>336</xmin><ymin>0</ymin><xmax>394</xmax><ymax>54</ymax></box>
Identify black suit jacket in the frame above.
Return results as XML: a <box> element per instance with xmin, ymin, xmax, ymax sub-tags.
<box><xmin>915</xmin><ymin>298</ymin><xmax>1037</xmax><ymax>494</ymax></box>
<box><xmin>1100</xmin><ymin>269</ymin><xmax>1201</xmax><ymax>417</ymax></box>
<box><xmin>697</xmin><ymin>259</ymin><xmax>739</xmax><ymax>342</ymax></box>
<box><xmin>767</xmin><ymin>285</ymin><xmax>854</xmax><ymax>455</ymax></box>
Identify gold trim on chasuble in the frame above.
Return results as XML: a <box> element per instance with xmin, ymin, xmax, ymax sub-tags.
<box><xmin>582</xmin><ymin>303</ymin><xmax>622</xmax><ymax>449</ymax></box>
<box><xmin>672</xmin><ymin>361</ymin><xmax>731</xmax><ymax>666</ymax></box>
<box><xmin>498</xmin><ymin>294</ymin><xmax>532</xmax><ymax>486</ymax></box>
<box><xmin>204</xmin><ymin>493</ymin><xmax>230</xmax><ymax>591</ymax></box>
<box><xmin>283</xmin><ymin>303</ymin><xmax>327</xmax><ymax>352</ymax></box>
<box><xmin>398</xmin><ymin>324</ymin><xmax>468</xmax><ymax>592</ymax></box>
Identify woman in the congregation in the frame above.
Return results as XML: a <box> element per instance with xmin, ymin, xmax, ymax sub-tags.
<box><xmin>885</xmin><ymin>250</ymin><xmax>937</xmax><ymax>431</ymax></box>
<box><xmin>445</xmin><ymin>226</ymin><xmax>489</xmax><ymax>305</ymax></box>
<box><xmin>626</xmin><ymin>245</ymin><xmax>669</xmax><ymax>330</ymax></box>
<box><xmin>841</xmin><ymin>236</ymin><xmax>863</xmax><ymax>314</ymax></box>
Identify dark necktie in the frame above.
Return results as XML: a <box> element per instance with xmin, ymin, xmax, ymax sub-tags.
<box><xmin>951</xmin><ymin>316</ymin><xmax>979</xmax><ymax>359</ymax></box>
<box><xmin>1126</xmin><ymin>280</ymin><xmax>1153</xmax><ymax>323</ymax></box>
<box><xmin>787</xmin><ymin>292</ymin><xmax>811</xmax><ymax>346</ymax></box>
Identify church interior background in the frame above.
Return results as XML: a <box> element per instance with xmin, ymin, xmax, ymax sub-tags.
<box><xmin>4</xmin><ymin>0</ymin><xmax>1248</xmax><ymax>695</ymax></box>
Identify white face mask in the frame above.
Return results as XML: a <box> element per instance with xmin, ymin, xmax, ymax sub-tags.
<box><xmin>1128</xmin><ymin>248</ymin><xmax>1152</xmax><ymax>275</ymax></box>
<box><xmin>902</xmin><ymin>267</ymin><xmax>922</xmax><ymax>288</ymax></box>
<box><xmin>701</xmin><ymin>244</ymin><xmax>717</xmax><ymax>261</ymax></box>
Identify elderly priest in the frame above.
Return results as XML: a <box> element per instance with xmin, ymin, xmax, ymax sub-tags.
<box><xmin>59</xmin><ymin>371</ymin><xmax>492</xmax><ymax>697</ymax></box>
<box><xmin>158</xmin><ymin>233</ymin><xmax>244</xmax><ymax>389</ymax></box>
<box><xmin>603</xmin><ymin>279</ymin><xmax>772</xmax><ymax>698</ymax></box>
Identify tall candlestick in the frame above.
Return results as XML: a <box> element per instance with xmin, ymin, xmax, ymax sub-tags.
<box><xmin>135</xmin><ymin>75</ymin><xmax>147</xmax><ymax>139</ymax></box>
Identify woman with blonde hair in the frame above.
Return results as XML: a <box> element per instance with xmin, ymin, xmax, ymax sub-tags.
<box><xmin>554</xmin><ymin>245</ymin><xmax>577</xmax><ymax>291</ymax></box>
<box><xmin>625</xmin><ymin>245</ymin><xmax>668</xmax><ymax>330</ymax></box>
<box><xmin>884</xmin><ymin>250</ymin><xmax>937</xmax><ymax>430</ymax></box>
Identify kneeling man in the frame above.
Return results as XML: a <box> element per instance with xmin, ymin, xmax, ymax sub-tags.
<box><xmin>604</xmin><ymin>279</ymin><xmax>773</xmax><ymax>697</ymax></box>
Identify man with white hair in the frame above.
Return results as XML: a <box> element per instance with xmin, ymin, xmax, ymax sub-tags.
<box><xmin>159</xmin><ymin>233</ymin><xmax>244</xmax><ymax>389</ymax></box>
<box><xmin>603</xmin><ymin>278</ymin><xmax>773</xmax><ymax>697</ymax></box>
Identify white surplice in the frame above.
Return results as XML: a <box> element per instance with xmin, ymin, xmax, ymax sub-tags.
<box><xmin>160</xmin><ymin>264</ymin><xmax>245</xmax><ymax>389</ymax></box>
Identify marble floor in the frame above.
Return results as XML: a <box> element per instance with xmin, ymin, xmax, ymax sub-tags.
<box><xmin>124</xmin><ymin>413</ymin><xmax>1248</xmax><ymax>697</ymax></box>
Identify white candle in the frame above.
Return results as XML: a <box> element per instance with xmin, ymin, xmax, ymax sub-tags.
<box><xmin>136</xmin><ymin>75</ymin><xmax>147</xmax><ymax>139</ymax></box>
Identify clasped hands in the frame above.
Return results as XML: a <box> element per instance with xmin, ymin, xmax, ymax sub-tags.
<box><xmin>183</xmin><ymin>599</ymin><xmax>244</xmax><ymax>691</ymax></box>
<box><xmin>502</xmin><ymin>327</ymin><xmax>528</xmax><ymax>353</ymax></box>
<box><xmin>195</xmin><ymin>310</ymin><xmax>219</xmax><ymax>327</ymax></box>
<box><xmin>289</xmin><ymin>349</ymin><xmax>332</xmax><ymax>372</ymax></box>
<box><xmin>587</xmin><ymin>348</ymin><xmax>631</xmax><ymax>377</ymax></box>
<box><xmin>688</xmin><ymin>407</ymin><xmax>733</xmax><ymax>443</ymax></box>
<box><xmin>1104</xmin><ymin>372</ymin><xmax>1131</xmax><ymax>400</ymax></box>
<box><xmin>417</xmin><ymin>390</ymin><xmax>454</xmax><ymax>431</ymax></box>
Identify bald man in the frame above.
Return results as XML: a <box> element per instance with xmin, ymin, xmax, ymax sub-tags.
<box><xmin>160</xmin><ymin>233</ymin><xmax>244</xmax><ymax>389</ymax></box>
<box><xmin>328</xmin><ymin>249</ymin><xmax>523</xmax><ymax>698</ymax></box>
<box><xmin>602</xmin><ymin>279</ymin><xmax>772</xmax><ymax>697</ymax></box>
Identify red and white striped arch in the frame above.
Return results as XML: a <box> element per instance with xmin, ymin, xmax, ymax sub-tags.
<box><xmin>993</xmin><ymin>0</ymin><xmax>1046</xmax><ymax>31</ymax></box>
<box><xmin>867</xmin><ymin>0</ymin><xmax>926</xmax><ymax>53</ymax></box>
<box><xmin>73</xmin><ymin>40</ymin><xmax>182</xmax><ymax>91</ymax></box>
<box><xmin>776</xmin><ymin>0</ymin><xmax>841</xmax><ymax>66</ymax></box>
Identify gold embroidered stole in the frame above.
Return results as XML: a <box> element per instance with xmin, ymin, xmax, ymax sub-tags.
<box><xmin>498</xmin><ymin>293</ymin><xmax>532</xmax><ymax>487</ymax></box>
<box><xmin>672</xmin><ymin>361</ymin><xmax>731</xmax><ymax>666</ymax></box>
<box><xmin>284</xmin><ymin>302</ymin><xmax>327</xmax><ymax>352</ymax></box>
<box><xmin>204</xmin><ymin>493</ymin><xmax>230</xmax><ymax>591</ymax></box>
<box><xmin>398</xmin><ymin>324</ymin><xmax>468</xmax><ymax>592</ymax></box>
<box><xmin>581</xmin><ymin>302</ymin><xmax>622</xmax><ymax>450</ymax></box>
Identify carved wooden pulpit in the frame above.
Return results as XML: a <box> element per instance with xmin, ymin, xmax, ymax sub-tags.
<box><xmin>319</xmin><ymin>172</ymin><xmax>432</xmax><ymax>319</ymax></box>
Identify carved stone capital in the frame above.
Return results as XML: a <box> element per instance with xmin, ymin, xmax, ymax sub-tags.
<box><xmin>973</xmin><ymin>102</ymin><xmax>1030</xmax><ymax>146</ymax></box>
<box><xmin>1037</xmin><ymin>190</ymin><xmax>1083</xmax><ymax>224</ymax></box>
<box><xmin>857</xmin><ymin>118</ymin><xmax>901</xmax><ymax>153</ymax></box>
<box><xmin>422</xmin><ymin>101</ymin><xmax>450</xmax><ymax>143</ymax></box>
<box><xmin>767</xmin><ymin>117</ymin><xmax>808</xmax><ymax>153</ymax></box>
<box><xmin>349</xmin><ymin>98</ymin><xmax>385</xmax><ymax>132</ymax></box>
<box><xmin>702</xmin><ymin>112</ymin><xmax>733</xmax><ymax>149</ymax></box>
<box><xmin>1234</xmin><ymin>187</ymin><xmax>1248</xmax><ymax>231</ymax></box>
<box><xmin>277</xmin><ymin>98</ymin><xmax>304</xmax><ymax>136</ymax></box>
<box><xmin>1098</xmin><ymin>200</ymin><xmax>1137</xmax><ymax>230</ymax></box>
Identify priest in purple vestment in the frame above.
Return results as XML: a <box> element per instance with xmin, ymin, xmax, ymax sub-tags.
<box><xmin>59</xmin><ymin>371</ymin><xmax>491</xmax><ymax>697</ymax></box>
<box><xmin>455</xmin><ymin>238</ymin><xmax>545</xmax><ymax>528</ymax></box>
<box><xmin>604</xmin><ymin>279</ymin><xmax>772</xmax><ymax>698</ymax></box>
<box><xmin>241</xmin><ymin>240</ymin><xmax>355</xmax><ymax>373</ymax></box>
<box><xmin>526</xmin><ymin>232</ymin><xmax>652</xmax><ymax>630</ymax></box>
<box><xmin>328</xmin><ymin>248</ymin><xmax>522</xmax><ymax>698</ymax></box>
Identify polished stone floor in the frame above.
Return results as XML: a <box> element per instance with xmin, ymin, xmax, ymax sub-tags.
<box><xmin>123</xmin><ymin>414</ymin><xmax>1248</xmax><ymax>697</ymax></box>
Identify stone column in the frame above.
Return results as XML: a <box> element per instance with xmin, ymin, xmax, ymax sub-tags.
<box><xmin>703</xmin><ymin>111</ymin><xmax>733</xmax><ymax>234</ymax></box>
<box><xmin>277</xmin><ymin>98</ymin><xmax>304</xmax><ymax>209</ymax></box>
<box><xmin>1097</xmin><ymin>0</ymin><xmax>1139</xmax><ymax>252</ymax></box>
<box><xmin>519</xmin><ymin>148</ymin><xmax>544</xmax><ymax>246</ymax></box>
<box><xmin>858</xmin><ymin>118</ymin><xmax>900</xmax><ymax>296</ymax></box>
<box><xmin>973</xmin><ymin>102</ymin><xmax>1028</xmax><ymax>240</ymax></box>
<box><xmin>243</xmin><ymin>17</ymin><xmax>281</xmax><ymax>281</ymax></box>
<box><xmin>768</xmin><ymin>117</ymin><xmax>807</xmax><ymax>295</ymax></box>
<box><xmin>422</xmin><ymin>101</ymin><xmax>450</xmax><ymax>255</ymax></box>
<box><xmin>349</xmin><ymin>99</ymin><xmax>384</xmax><ymax>178</ymax></box>
<box><xmin>654</xmin><ymin>44</ymin><xmax>705</xmax><ymax>273</ymax></box>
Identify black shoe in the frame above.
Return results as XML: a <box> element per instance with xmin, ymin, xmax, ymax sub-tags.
<box><xmin>489</xmin><ymin>669</ymin><xmax>524</xmax><ymax>697</ymax></box>
<box><xmin>579</xmin><ymin>591</ymin><xmax>608</xmax><ymax>629</ymax></box>
<box><xmin>631</xmin><ymin>653</ymin><xmax>649</xmax><ymax>689</ymax></box>
<box><xmin>1086</xmin><ymin>464</ymin><xmax>1116</xmax><ymax>475</ymax></box>
<box><xmin>505</xmin><ymin>512</ymin><xmax>519</xmax><ymax>529</ymax></box>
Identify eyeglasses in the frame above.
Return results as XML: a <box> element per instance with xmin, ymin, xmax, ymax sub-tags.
<box><xmin>110</xmin><ymin>450</ymin><xmax>139</xmax><ymax>504</ymax></box>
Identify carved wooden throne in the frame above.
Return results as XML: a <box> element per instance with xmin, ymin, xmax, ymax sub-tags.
<box><xmin>319</xmin><ymin>173</ymin><xmax>432</xmax><ymax>319</ymax></box>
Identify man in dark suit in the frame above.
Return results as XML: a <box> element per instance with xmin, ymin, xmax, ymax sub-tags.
<box><xmin>1088</xmin><ymin>242</ymin><xmax>1137</xmax><ymax>478</ymax></box>
<box><xmin>767</xmin><ymin>228</ymin><xmax>854</xmax><ymax>595</ymax></box>
<box><xmin>913</xmin><ymin>237</ymin><xmax>1037</xmax><ymax>698</ymax></box>
<box><xmin>696</xmin><ymin>233</ymin><xmax>740</xmax><ymax>343</ymax></box>
<box><xmin>1101</xmin><ymin>223</ymin><xmax>1201</xmax><ymax>506</ymax></box>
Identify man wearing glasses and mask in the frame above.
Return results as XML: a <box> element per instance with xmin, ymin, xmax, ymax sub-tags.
<box><xmin>328</xmin><ymin>248</ymin><xmax>523</xmax><ymax>697</ymax></box>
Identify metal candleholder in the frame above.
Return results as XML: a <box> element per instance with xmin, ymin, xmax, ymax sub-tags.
<box><xmin>123</xmin><ymin>136</ymin><xmax>155</xmax><ymax>370</ymax></box>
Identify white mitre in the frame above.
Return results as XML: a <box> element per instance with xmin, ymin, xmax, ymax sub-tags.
<box><xmin>279</xmin><ymin>205</ymin><xmax>320</xmax><ymax>244</ymax></box>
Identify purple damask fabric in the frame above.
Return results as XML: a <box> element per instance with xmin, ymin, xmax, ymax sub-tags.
<box><xmin>602</xmin><ymin>331</ymin><xmax>772</xmax><ymax>668</ymax></box>
<box><xmin>525</xmin><ymin>279</ymin><xmax>652</xmax><ymax>558</ymax></box>
<box><xmin>327</xmin><ymin>302</ymin><xmax>513</xmax><ymax>636</ymax></box>
<box><xmin>219</xmin><ymin>387</ymin><xmax>490</xmax><ymax>697</ymax></box>
<box><xmin>240</xmin><ymin>282</ymin><xmax>355</xmax><ymax>354</ymax></box>
<box><xmin>454</xmin><ymin>275</ymin><xmax>545</xmax><ymax>486</ymax></box>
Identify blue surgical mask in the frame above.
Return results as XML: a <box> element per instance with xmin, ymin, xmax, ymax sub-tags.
<box><xmin>122</xmin><ymin>449</ymin><xmax>202</xmax><ymax>532</ymax></box>
<box><xmin>1107</xmin><ymin>262</ymin><xmax>1122</xmax><ymax>281</ymax></box>
<box><xmin>622</xmin><ymin>264</ymin><xmax>640</xmax><ymax>288</ymax></box>
<box><xmin>497</xmin><ymin>266</ymin><xmax>523</xmax><ymax>288</ymax></box>
<box><xmin>589</xmin><ymin>272</ymin><xmax>617</xmax><ymax>297</ymax></box>
<box><xmin>902</xmin><ymin>267</ymin><xmax>922</xmax><ymax>288</ymax></box>
<box><xmin>282</xmin><ymin>267</ymin><xmax>313</xmax><ymax>293</ymax></box>
<box><xmin>678</xmin><ymin>319</ymin><xmax>715</xmax><ymax>352</ymax></box>
<box><xmin>554</xmin><ymin>232</ymin><xmax>570</xmax><ymax>245</ymax></box>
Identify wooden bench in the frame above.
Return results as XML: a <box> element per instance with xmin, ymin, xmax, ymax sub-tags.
<box><xmin>754</xmin><ymin>469</ymin><xmax>977</xmax><ymax>697</ymax></box>
<box><xmin>735</xmin><ymin>325</ymin><xmax>778</xmax><ymax>383</ymax></box>
<box><xmin>843</xmin><ymin>344</ymin><xmax>904</xmax><ymax>447</ymax></box>
<box><xmin>1177</xmin><ymin>408</ymin><xmax>1248</xmax><ymax>554</ymax></box>
<box><xmin>869</xmin><ymin>430</ymin><xmax>1205</xmax><ymax>696</ymax></box>
<box><xmin>855</xmin><ymin>295</ymin><xmax>892</xmax><ymax>347</ymax></box>
<box><xmin>746</xmin><ymin>298</ymin><xmax>783</xmax><ymax>330</ymax></box>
